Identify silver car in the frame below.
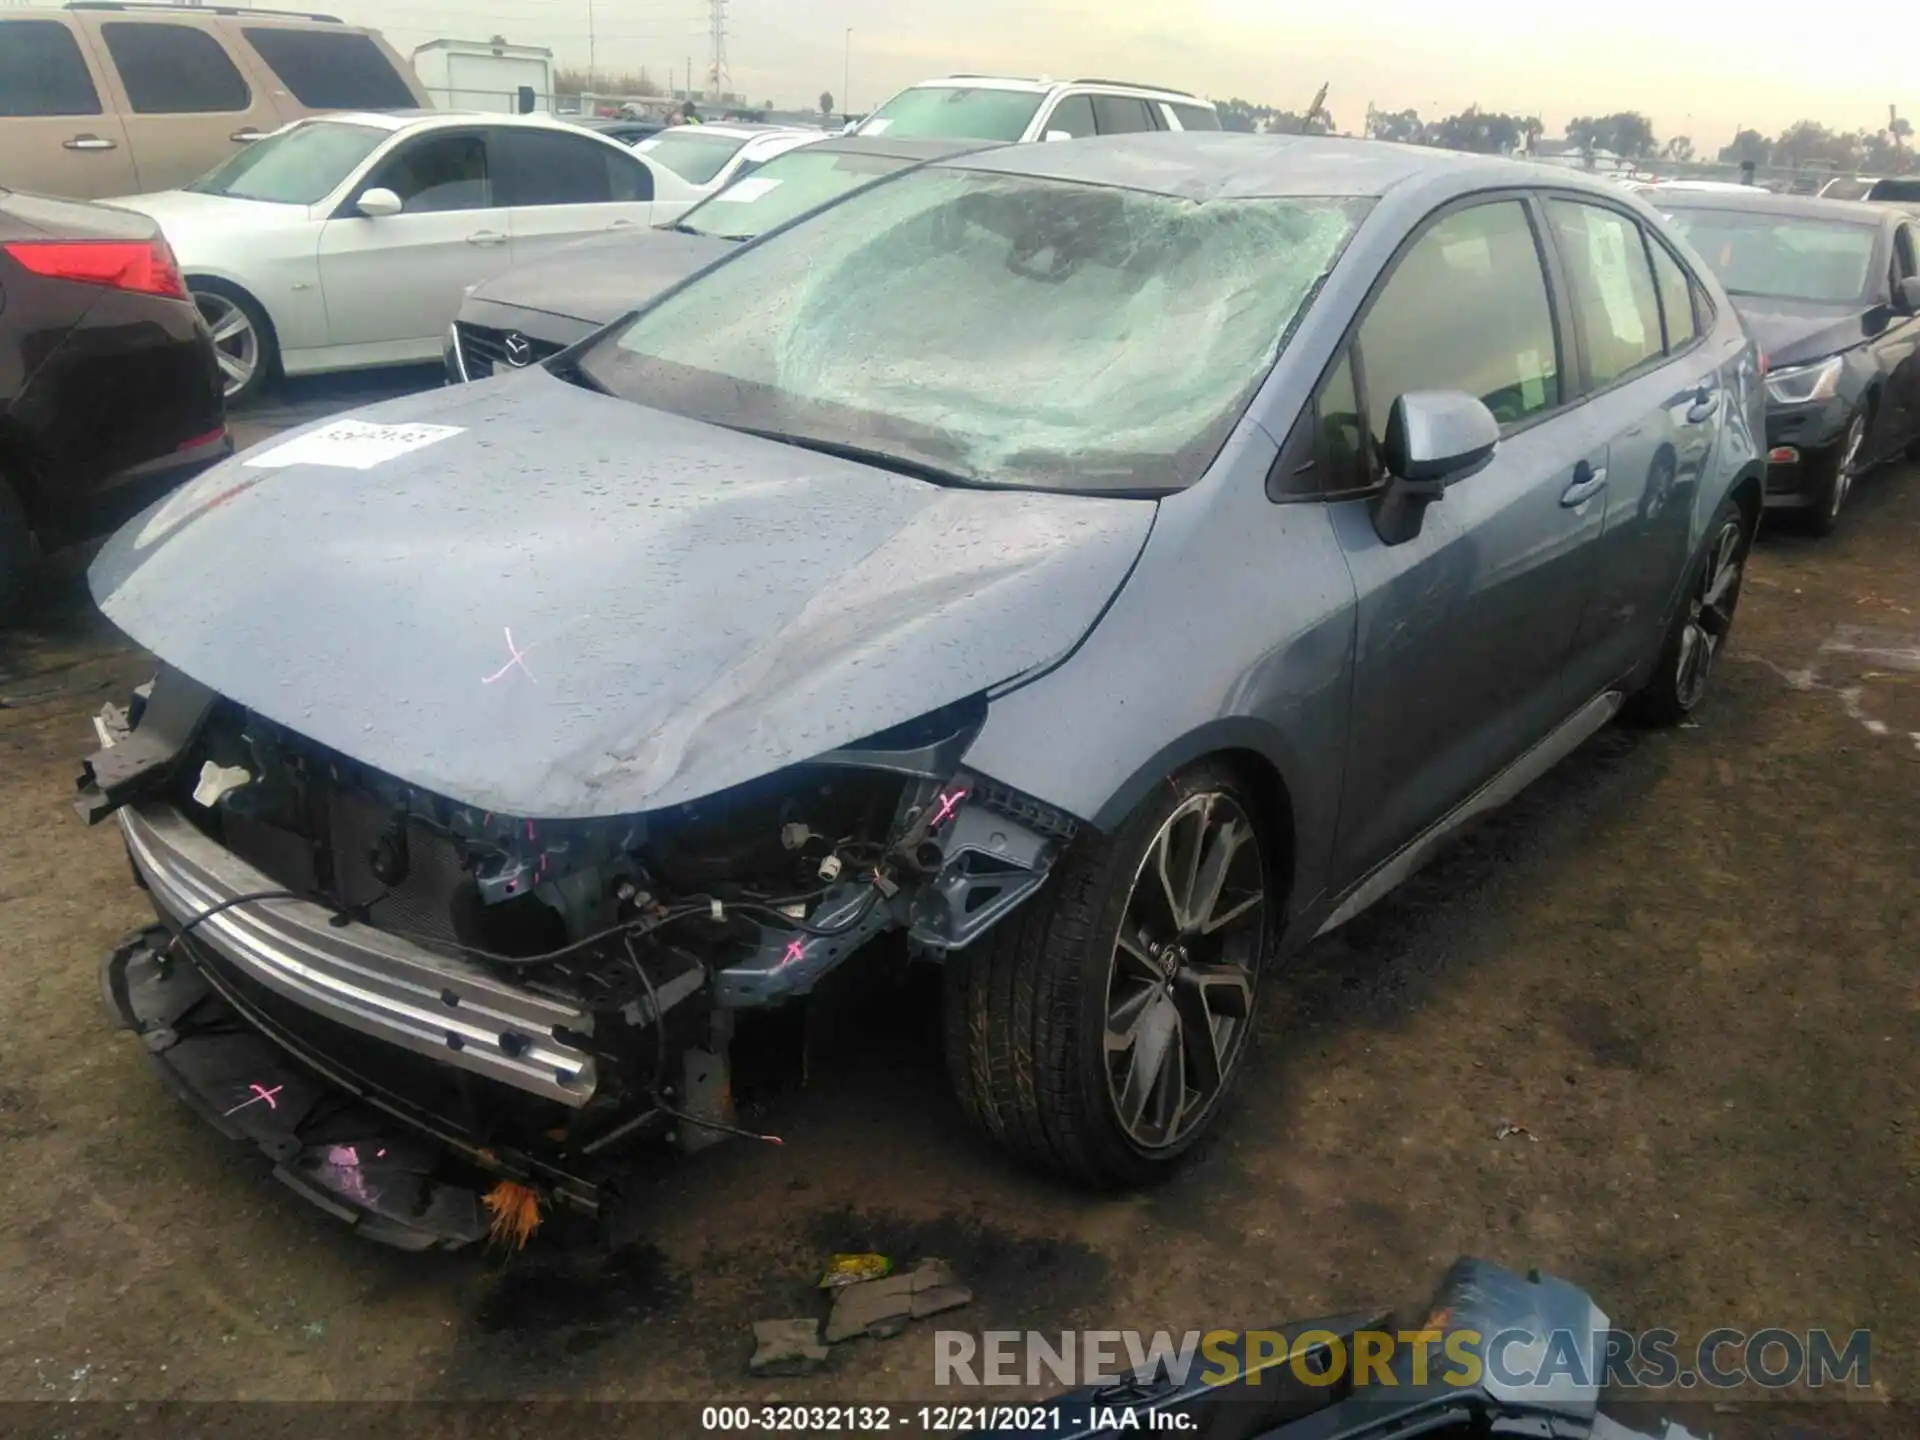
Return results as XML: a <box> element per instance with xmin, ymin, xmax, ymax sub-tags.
<box><xmin>80</xmin><ymin>133</ymin><xmax>1764</xmax><ymax>1246</ymax></box>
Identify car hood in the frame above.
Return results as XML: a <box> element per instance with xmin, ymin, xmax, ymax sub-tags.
<box><xmin>1730</xmin><ymin>296</ymin><xmax>1869</xmax><ymax>370</ymax></box>
<box><xmin>89</xmin><ymin>370</ymin><xmax>1155</xmax><ymax>819</ymax></box>
<box><xmin>465</xmin><ymin>227</ymin><xmax>734</xmax><ymax>326</ymax></box>
<box><xmin>101</xmin><ymin>189</ymin><xmax>300</xmax><ymax>244</ymax></box>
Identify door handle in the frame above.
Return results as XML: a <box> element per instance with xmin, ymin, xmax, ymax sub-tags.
<box><xmin>229</xmin><ymin>128</ymin><xmax>266</xmax><ymax>143</ymax></box>
<box><xmin>1560</xmin><ymin>461</ymin><xmax>1609</xmax><ymax>508</ymax></box>
<box><xmin>62</xmin><ymin>134</ymin><xmax>117</xmax><ymax>152</ymax></box>
<box><xmin>1685</xmin><ymin>386</ymin><xmax>1719</xmax><ymax>424</ymax></box>
<box><xmin>465</xmin><ymin>230</ymin><xmax>509</xmax><ymax>246</ymax></box>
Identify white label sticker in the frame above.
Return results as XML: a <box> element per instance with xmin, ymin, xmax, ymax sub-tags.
<box><xmin>1586</xmin><ymin>215</ymin><xmax>1646</xmax><ymax>347</ymax></box>
<box><xmin>244</xmin><ymin>420</ymin><xmax>464</xmax><ymax>471</ymax></box>
<box><xmin>713</xmin><ymin>175</ymin><xmax>782</xmax><ymax>203</ymax></box>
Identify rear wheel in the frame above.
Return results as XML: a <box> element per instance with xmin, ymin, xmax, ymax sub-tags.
<box><xmin>944</xmin><ymin>762</ymin><xmax>1274</xmax><ymax>1187</ymax></box>
<box><xmin>1627</xmin><ymin>495</ymin><xmax>1749</xmax><ymax>727</ymax></box>
<box><xmin>191</xmin><ymin>280</ymin><xmax>276</xmax><ymax>408</ymax></box>
<box><xmin>0</xmin><ymin>475</ymin><xmax>39</xmax><ymax>626</ymax></box>
<box><xmin>1803</xmin><ymin>409</ymin><xmax>1866</xmax><ymax>537</ymax></box>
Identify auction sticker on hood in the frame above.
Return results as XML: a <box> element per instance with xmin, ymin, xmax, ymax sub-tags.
<box><xmin>243</xmin><ymin>420</ymin><xmax>465</xmax><ymax>472</ymax></box>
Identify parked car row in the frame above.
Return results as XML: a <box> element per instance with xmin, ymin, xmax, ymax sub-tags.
<box><xmin>69</xmin><ymin>131</ymin><xmax>1779</xmax><ymax>1247</ymax></box>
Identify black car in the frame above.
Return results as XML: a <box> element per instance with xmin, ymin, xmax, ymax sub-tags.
<box><xmin>447</xmin><ymin>135</ymin><xmax>995</xmax><ymax>382</ymax></box>
<box><xmin>1</xmin><ymin>186</ymin><xmax>228</xmax><ymax>619</ymax></box>
<box><xmin>1657</xmin><ymin>190</ymin><xmax>1920</xmax><ymax>533</ymax></box>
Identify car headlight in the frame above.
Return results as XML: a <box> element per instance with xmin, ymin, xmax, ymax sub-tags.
<box><xmin>1765</xmin><ymin>354</ymin><xmax>1844</xmax><ymax>405</ymax></box>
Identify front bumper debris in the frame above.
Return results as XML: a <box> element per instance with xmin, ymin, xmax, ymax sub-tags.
<box><xmin>103</xmin><ymin>925</ymin><xmax>491</xmax><ymax>1251</ymax></box>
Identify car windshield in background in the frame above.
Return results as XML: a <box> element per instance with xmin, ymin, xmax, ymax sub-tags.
<box><xmin>1661</xmin><ymin>206</ymin><xmax>1879</xmax><ymax>304</ymax></box>
<box><xmin>186</xmin><ymin>121</ymin><xmax>388</xmax><ymax>204</ymax></box>
<box><xmin>677</xmin><ymin>148</ymin><xmax>915</xmax><ymax>241</ymax></box>
<box><xmin>579</xmin><ymin>170</ymin><xmax>1364</xmax><ymax>494</ymax></box>
<box><xmin>634</xmin><ymin>130</ymin><xmax>753</xmax><ymax>184</ymax></box>
<box><xmin>860</xmin><ymin>86</ymin><xmax>1046</xmax><ymax>141</ymax></box>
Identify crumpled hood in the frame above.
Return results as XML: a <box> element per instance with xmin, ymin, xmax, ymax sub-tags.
<box><xmin>90</xmin><ymin>371</ymin><xmax>1155</xmax><ymax>818</ymax></box>
<box><xmin>466</xmin><ymin>228</ymin><xmax>734</xmax><ymax>325</ymax></box>
<box><xmin>1731</xmin><ymin>297</ymin><xmax>1868</xmax><ymax>371</ymax></box>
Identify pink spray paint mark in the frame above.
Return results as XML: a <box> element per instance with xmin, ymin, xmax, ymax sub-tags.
<box><xmin>780</xmin><ymin>939</ymin><xmax>805</xmax><ymax>968</ymax></box>
<box><xmin>929</xmin><ymin>788</ymin><xmax>969</xmax><ymax>829</ymax></box>
<box><xmin>481</xmin><ymin>627</ymin><xmax>537</xmax><ymax>685</ymax></box>
<box><xmin>222</xmin><ymin>1082</ymin><xmax>283</xmax><ymax>1117</ymax></box>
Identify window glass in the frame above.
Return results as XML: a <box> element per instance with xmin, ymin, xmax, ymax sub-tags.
<box><xmin>1042</xmin><ymin>94</ymin><xmax>1096</xmax><ymax>139</ymax></box>
<box><xmin>1169</xmin><ymin>102</ymin><xmax>1222</xmax><ymax>132</ymax></box>
<box><xmin>680</xmin><ymin>147</ymin><xmax>910</xmax><ymax>241</ymax></box>
<box><xmin>100</xmin><ymin>23</ymin><xmax>250</xmax><ymax>115</ymax></box>
<box><xmin>855</xmin><ymin>85</ymin><xmax>1044</xmax><ymax>142</ymax></box>
<box><xmin>494</xmin><ymin>128</ymin><xmax>638</xmax><ymax>206</ymax></box>
<box><xmin>1648</xmin><ymin>238</ymin><xmax>1698</xmax><ymax>351</ymax></box>
<box><xmin>1318</xmin><ymin>352</ymin><xmax>1370</xmax><ymax>492</ymax></box>
<box><xmin>1658</xmin><ymin>205</ymin><xmax>1876</xmax><ymax>305</ymax></box>
<box><xmin>243</xmin><ymin>29</ymin><xmax>416</xmax><ymax>111</ymax></box>
<box><xmin>187</xmin><ymin>119</ymin><xmax>386</xmax><ymax>203</ymax></box>
<box><xmin>582</xmin><ymin>171</ymin><xmax>1366</xmax><ymax>495</ymax></box>
<box><xmin>634</xmin><ymin>128</ymin><xmax>750</xmax><ymax>185</ymax></box>
<box><xmin>1358</xmin><ymin>200</ymin><xmax>1559</xmax><ymax>446</ymax></box>
<box><xmin>374</xmin><ymin>133</ymin><xmax>489</xmax><ymax>212</ymax></box>
<box><xmin>0</xmin><ymin>21</ymin><xmax>101</xmax><ymax>117</ymax></box>
<box><xmin>1091</xmin><ymin>95</ymin><xmax>1155</xmax><ymax>134</ymax></box>
<box><xmin>1548</xmin><ymin>200</ymin><xmax>1665</xmax><ymax>387</ymax></box>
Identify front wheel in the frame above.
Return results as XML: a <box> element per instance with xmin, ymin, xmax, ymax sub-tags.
<box><xmin>943</xmin><ymin>762</ymin><xmax>1275</xmax><ymax>1187</ymax></box>
<box><xmin>191</xmin><ymin>280</ymin><xmax>276</xmax><ymax>408</ymax></box>
<box><xmin>1626</xmin><ymin>495</ymin><xmax>1749</xmax><ymax>727</ymax></box>
<box><xmin>1803</xmin><ymin>409</ymin><xmax>1866</xmax><ymax>537</ymax></box>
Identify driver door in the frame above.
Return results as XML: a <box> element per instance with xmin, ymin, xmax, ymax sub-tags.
<box><xmin>316</xmin><ymin>127</ymin><xmax>512</xmax><ymax>354</ymax></box>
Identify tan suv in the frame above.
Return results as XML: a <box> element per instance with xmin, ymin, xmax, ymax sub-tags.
<box><xmin>0</xmin><ymin>3</ymin><xmax>429</xmax><ymax>200</ymax></box>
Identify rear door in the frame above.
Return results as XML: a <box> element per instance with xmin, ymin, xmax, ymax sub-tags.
<box><xmin>316</xmin><ymin>126</ymin><xmax>512</xmax><ymax>352</ymax></box>
<box><xmin>0</xmin><ymin>17</ymin><xmax>139</xmax><ymax>199</ymax></box>
<box><xmin>1326</xmin><ymin>195</ymin><xmax>1608</xmax><ymax>886</ymax></box>
<box><xmin>493</xmin><ymin>126</ymin><xmax>660</xmax><ymax>263</ymax></box>
<box><xmin>1544</xmin><ymin>196</ymin><xmax>1719</xmax><ymax>696</ymax></box>
<box><xmin>86</xmin><ymin>15</ymin><xmax>283</xmax><ymax>192</ymax></box>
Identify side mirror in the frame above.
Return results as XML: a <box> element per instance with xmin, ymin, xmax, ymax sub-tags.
<box><xmin>356</xmin><ymin>186</ymin><xmax>403</xmax><ymax>218</ymax></box>
<box><xmin>1372</xmin><ymin>390</ymin><xmax>1499</xmax><ymax>545</ymax></box>
<box><xmin>1897</xmin><ymin>275</ymin><xmax>1920</xmax><ymax>313</ymax></box>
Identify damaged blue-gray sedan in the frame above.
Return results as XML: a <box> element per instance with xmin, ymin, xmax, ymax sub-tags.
<box><xmin>77</xmin><ymin>133</ymin><xmax>1765</xmax><ymax>1249</ymax></box>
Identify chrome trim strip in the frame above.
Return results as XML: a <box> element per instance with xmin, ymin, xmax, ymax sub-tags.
<box><xmin>1315</xmin><ymin>690</ymin><xmax>1624</xmax><ymax>937</ymax></box>
<box><xmin>118</xmin><ymin>802</ymin><xmax>597</xmax><ymax>1107</ymax></box>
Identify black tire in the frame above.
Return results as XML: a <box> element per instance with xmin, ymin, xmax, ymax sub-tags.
<box><xmin>0</xmin><ymin>474</ymin><xmax>40</xmax><ymax>626</ymax></box>
<box><xmin>189</xmin><ymin>277</ymin><xmax>277</xmax><ymax>409</ymax></box>
<box><xmin>1802</xmin><ymin>408</ymin><xmax>1866</xmax><ymax>538</ymax></box>
<box><xmin>943</xmin><ymin>761</ymin><xmax>1276</xmax><ymax>1188</ymax></box>
<box><xmin>1626</xmin><ymin>494</ymin><xmax>1750</xmax><ymax>728</ymax></box>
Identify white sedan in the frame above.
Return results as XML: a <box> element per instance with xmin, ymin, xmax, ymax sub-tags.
<box><xmin>630</xmin><ymin>124</ymin><xmax>823</xmax><ymax>199</ymax></box>
<box><xmin>107</xmin><ymin>112</ymin><xmax>701</xmax><ymax>404</ymax></box>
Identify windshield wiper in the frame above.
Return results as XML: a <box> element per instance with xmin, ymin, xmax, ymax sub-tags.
<box><xmin>725</xmin><ymin>426</ymin><xmax>991</xmax><ymax>490</ymax></box>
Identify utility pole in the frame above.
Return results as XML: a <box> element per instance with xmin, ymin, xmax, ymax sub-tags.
<box><xmin>707</xmin><ymin>0</ymin><xmax>729</xmax><ymax>99</ymax></box>
<box><xmin>844</xmin><ymin>27</ymin><xmax>852</xmax><ymax>123</ymax></box>
<box><xmin>585</xmin><ymin>0</ymin><xmax>595</xmax><ymax>90</ymax></box>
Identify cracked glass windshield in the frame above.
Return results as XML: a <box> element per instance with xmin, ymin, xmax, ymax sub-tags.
<box><xmin>579</xmin><ymin>169</ymin><xmax>1364</xmax><ymax>493</ymax></box>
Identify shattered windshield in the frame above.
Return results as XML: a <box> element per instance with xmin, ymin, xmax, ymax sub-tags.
<box><xmin>676</xmin><ymin>147</ymin><xmax>915</xmax><ymax>241</ymax></box>
<box><xmin>578</xmin><ymin>169</ymin><xmax>1365</xmax><ymax>493</ymax></box>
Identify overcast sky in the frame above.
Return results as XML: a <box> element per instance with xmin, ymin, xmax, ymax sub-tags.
<box><xmin>188</xmin><ymin>0</ymin><xmax>1920</xmax><ymax>148</ymax></box>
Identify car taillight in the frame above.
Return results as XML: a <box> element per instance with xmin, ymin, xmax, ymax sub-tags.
<box><xmin>2</xmin><ymin>236</ymin><xmax>188</xmax><ymax>300</ymax></box>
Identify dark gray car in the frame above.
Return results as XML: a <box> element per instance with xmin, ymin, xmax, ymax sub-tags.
<box><xmin>79</xmin><ymin>133</ymin><xmax>1765</xmax><ymax>1248</ymax></box>
<box><xmin>446</xmin><ymin>135</ymin><xmax>995</xmax><ymax>380</ymax></box>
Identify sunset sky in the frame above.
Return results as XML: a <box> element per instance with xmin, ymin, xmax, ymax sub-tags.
<box><xmin>175</xmin><ymin>0</ymin><xmax>1914</xmax><ymax>149</ymax></box>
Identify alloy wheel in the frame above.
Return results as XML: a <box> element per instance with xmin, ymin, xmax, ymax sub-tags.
<box><xmin>1830</xmin><ymin>414</ymin><xmax>1866</xmax><ymax>520</ymax></box>
<box><xmin>1103</xmin><ymin>792</ymin><xmax>1267</xmax><ymax>1150</ymax></box>
<box><xmin>194</xmin><ymin>290</ymin><xmax>260</xmax><ymax>400</ymax></box>
<box><xmin>1674</xmin><ymin>514</ymin><xmax>1745</xmax><ymax>711</ymax></box>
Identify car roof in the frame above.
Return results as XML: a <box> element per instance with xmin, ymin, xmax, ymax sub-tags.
<box><xmin>1645</xmin><ymin>188</ymin><xmax>1897</xmax><ymax>225</ymax></box>
<box><xmin>906</xmin><ymin>75</ymin><xmax>1205</xmax><ymax>102</ymax></box>
<box><xmin>938</xmin><ymin>131</ymin><xmax>1640</xmax><ymax>201</ymax></box>
<box><xmin>305</xmin><ymin>110</ymin><xmax>623</xmax><ymax>136</ymax></box>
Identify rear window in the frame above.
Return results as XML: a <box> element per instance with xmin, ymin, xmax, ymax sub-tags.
<box><xmin>244</xmin><ymin>29</ymin><xmax>417</xmax><ymax>111</ymax></box>
<box><xmin>1866</xmin><ymin>177</ymin><xmax>1920</xmax><ymax>204</ymax></box>
<box><xmin>634</xmin><ymin>129</ymin><xmax>751</xmax><ymax>185</ymax></box>
<box><xmin>1169</xmin><ymin>102</ymin><xmax>1221</xmax><ymax>132</ymax></box>
<box><xmin>0</xmin><ymin>20</ymin><xmax>101</xmax><ymax>118</ymax></box>
<box><xmin>101</xmin><ymin>22</ymin><xmax>251</xmax><ymax>115</ymax></box>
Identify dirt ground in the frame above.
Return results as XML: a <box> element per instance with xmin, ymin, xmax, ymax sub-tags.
<box><xmin>0</xmin><ymin>392</ymin><xmax>1914</xmax><ymax>1429</ymax></box>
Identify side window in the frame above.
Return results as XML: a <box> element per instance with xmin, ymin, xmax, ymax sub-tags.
<box><xmin>1357</xmin><ymin>200</ymin><xmax>1560</xmax><ymax>451</ymax></box>
<box><xmin>373</xmin><ymin>133</ymin><xmax>490</xmax><ymax>213</ymax></box>
<box><xmin>1316</xmin><ymin>351</ymin><xmax>1371</xmax><ymax>493</ymax></box>
<box><xmin>494</xmin><ymin>128</ymin><xmax>640</xmax><ymax>207</ymax></box>
<box><xmin>1647</xmin><ymin>238</ymin><xmax>1699</xmax><ymax>352</ymax></box>
<box><xmin>0</xmin><ymin>21</ymin><xmax>102</xmax><ymax>117</ymax></box>
<box><xmin>242</xmin><ymin>29</ymin><xmax>417</xmax><ymax>111</ymax></box>
<box><xmin>1041</xmin><ymin>94</ymin><xmax>1096</xmax><ymax>140</ymax></box>
<box><xmin>1891</xmin><ymin>225</ymin><xmax>1916</xmax><ymax>293</ymax></box>
<box><xmin>1168</xmin><ymin>102</ymin><xmax>1222</xmax><ymax>132</ymax></box>
<box><xmin>1091</xmin><ymin>95</ymin><xmax>1155</xmax><ymax>134</ymax></box>
<box><xmin>1546</xmin><ymin>199</ymin><xmax>1664</xmax><ymax>388</ymax></box>
<box><xmin>99</xmin><ymin>23</ymin><xmax>251</xmax><ymax>114</ymax></box>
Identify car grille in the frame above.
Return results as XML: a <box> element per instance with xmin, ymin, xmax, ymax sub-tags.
<box><xmin>454</xmin><ymin>322</ymin><xmax>564</xmax><ymax>380</ymax></box>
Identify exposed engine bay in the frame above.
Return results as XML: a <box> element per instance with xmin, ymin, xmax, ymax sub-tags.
<box><xmin>77</xmin><ymin>666</ymin><xmax>1074</xmax><ymax>1243</ymax></box>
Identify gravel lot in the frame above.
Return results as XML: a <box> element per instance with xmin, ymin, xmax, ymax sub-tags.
<box><xmin>1</xmin><ymin>375</ymin><xmax>1914</xmax><ymax>1429</ymax></box>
